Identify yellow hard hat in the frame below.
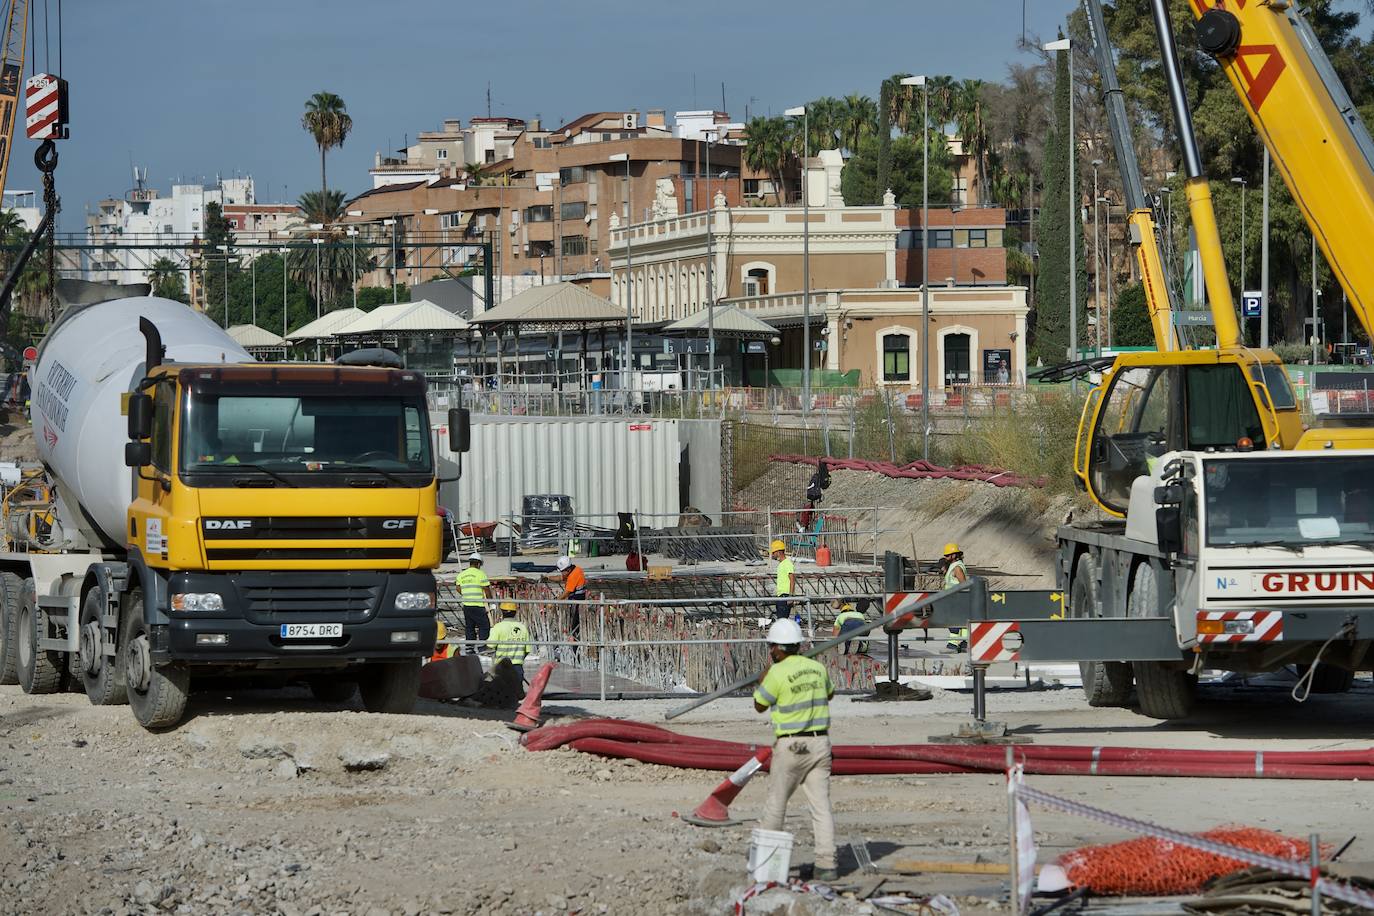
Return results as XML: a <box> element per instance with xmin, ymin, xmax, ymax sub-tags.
<box><xmin>435</xmin><ymin>621</ymin><xmax>447</xmax><ymax>641</ymax></box>
<box><xmin>499</xmin><ymin>600</ymin><xmax>518</xmax><ymax>613</ymax></box>
<box><xmin>770</xmin><ymin>540</ymin><xmax>786</xmax><ymax>553</ymax></box>
<box><xmin>943</xmin><ymin>543</ymin><xmax>961</xmax><ymax>556</ymax></box>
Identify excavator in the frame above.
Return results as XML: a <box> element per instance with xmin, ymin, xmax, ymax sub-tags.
<box><xmin>1068</xmin><ymin>0</ymin><xmax>1374</xmax><ymax>519</ymax></box>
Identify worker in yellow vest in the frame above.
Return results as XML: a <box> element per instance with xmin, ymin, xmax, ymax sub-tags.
<box><xmin>456</xmin><ymin>553</ymin><xmax>493</xmax><ymax>654</ymax></box>
<box><xmin>832</xmin><ymin>599</ymin><xmax>867</xmax><ymax>655</ymax></box>
<box><xmin>488</xmin><ymin>601</ymin><xmax>532</xmax><ymax>684</ymax></box>
<box><xmin>941</xmin><ymin>543</ymin><xmax>969</xmax><ymax>652</ymax></box>
<box><xmin>771</xmin><ymin>539</ymin><xmax>796</xmax><ymax>619</ymax></box>
<box><xmin>753</xmin><ymin>618</ymin><xmax>838</xmax><ymax>882</ymax></box>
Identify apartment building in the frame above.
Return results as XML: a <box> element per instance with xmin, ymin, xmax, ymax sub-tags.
<box><xmin>369</xmin><ymin>118</ymin><xmax>527</xmax><ymax>187</ymax></box>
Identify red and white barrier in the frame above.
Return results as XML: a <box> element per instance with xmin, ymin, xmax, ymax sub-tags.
<box><xmin>971</xmin><ymin>621</ymin><xmax>1022</xmax><ymax>662</ymax></box>
<box><xmin>1196</xmin><ymin>610</ymin><xmax>1284</xmax><ymax>643</ymax></box>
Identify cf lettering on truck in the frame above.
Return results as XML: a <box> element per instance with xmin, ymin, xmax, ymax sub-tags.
<box><xmin>0</xmin><ymin>288</ymin><xmax>471</xmax><ymax>728</ymax></box>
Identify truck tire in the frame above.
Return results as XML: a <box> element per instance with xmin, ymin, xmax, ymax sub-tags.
<box><xmin>0</xmin><ymin>570</ymin><xmax>22</xmax><ymax>685</ymax></box>
<box><xmin>121</xmin><ymin>590</ymin><xmax>189</xmax><ymax>729</ymax></box>
<box><xmin>80</xmin><ymin>589</ymin><xmax>127</xmax><ymax>706</ymax></box>
<box><xmin>1072</xmin><ymin>554</ymin><xmax>1132</xmax><ymax>707</ymax></box>
<box><xmin>359</xmin><ymin>660</ymin><xmax>421</xmax><ymax>714</ymax></box>
<box><xmin>1134</xmin><ymin>661</ymin><xmax>1196</xmax><ymax>719</ymax></box>
<box><xmin>309</xmin><ymin>677</ymin><xmax>358</xmax><ymax>704</ymax></box>
<box><xmin>1296</xmin><ymin>663</ymin><xmax>1355</xmax><ymax>695</ymax></box>
<box><xmin>17</xmin><ymin>577</ymin><xmax>62</xmax><ymax>694</ymax></box>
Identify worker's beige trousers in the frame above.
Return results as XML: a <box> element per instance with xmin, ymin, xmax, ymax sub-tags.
<box><xmin>760</xmin><ymin>735</ymin><xmax>836</xmax><ymax>870</ymax></box>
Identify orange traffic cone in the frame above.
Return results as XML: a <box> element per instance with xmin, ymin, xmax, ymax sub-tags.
<box><xmin>681</xmin><ymin>746</ymin><xmax>772</xmax><ymax>827</ymax></box>
<box><xmin>507</xmin><ymin>661</ymin><xmax>557</xmax><ymax>732</ymax></box>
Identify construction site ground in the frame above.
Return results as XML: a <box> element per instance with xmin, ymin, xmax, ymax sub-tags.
<box><xmin>3</xmin><ymin>674</ymin><xmax>1373</xmax><ymax>916</ymax></box>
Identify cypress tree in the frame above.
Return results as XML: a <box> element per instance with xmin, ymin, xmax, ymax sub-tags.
<box><xmin>877</xmin><ymin>80</ymin><xmax>893</xmax><ymax>198</ymax></box>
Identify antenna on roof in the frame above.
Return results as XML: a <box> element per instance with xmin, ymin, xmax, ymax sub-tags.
<box><xmin>487</xmin><ymin>82</ymin><xmax>492</xmax><ymax>118</ymax></box>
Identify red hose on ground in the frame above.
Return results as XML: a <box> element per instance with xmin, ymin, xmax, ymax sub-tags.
<box><xmin>523</xmin><ymin>719</ymin><xmax>1374</xmax><ymax>781</ymax></box>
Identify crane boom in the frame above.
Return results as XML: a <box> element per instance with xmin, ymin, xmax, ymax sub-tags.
<box><xmin>1081</xmin><ymin>0</ymin><xmax>1182</xmax><ymax>351</ymax></box>
<box><xmin>0</xmin><ymin>0</ymin><xmax>26</xmax><ymax>197</ymax></box>
<box><xmin>1189</xmin><ymin>0</ymin><xmax>1374</xmax><ymax>340</ymax></box>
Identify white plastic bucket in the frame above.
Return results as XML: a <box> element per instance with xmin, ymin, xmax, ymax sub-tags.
<box><xmin>748</xmin><ymin>828</ymin><xmax>794</xmax><ymax>884</ymax></box>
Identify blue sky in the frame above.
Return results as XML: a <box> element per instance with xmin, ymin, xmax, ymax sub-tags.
<box><xmin>12</xmin><ymin>0</ymin><xmax>1084</xmax><ymax>227</ymax></box>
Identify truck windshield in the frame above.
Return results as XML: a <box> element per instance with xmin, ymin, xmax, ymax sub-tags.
<box><xmin>1204</xmin><ymin>456</ymin><xmax>1374</xmax><ymax>547</ymax></box>
<box><xmin>180</xmin><ymin>393</ymin><xmax>432</xmax><ymax>481</ymax></box>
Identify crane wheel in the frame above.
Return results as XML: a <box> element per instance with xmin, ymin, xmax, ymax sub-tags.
<box><xmin>1072</xmin><ymin>554</ymin><xmax>1132</xmax><ymax>707</ymax></box>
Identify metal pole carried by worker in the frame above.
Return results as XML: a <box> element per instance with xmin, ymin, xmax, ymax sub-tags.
<box><xmin>753</xmin><ymin>618</ymin><xmax>838</xmax><ymax>882</ymax></box>
<box><xmin>456</xmin><ymin>552</ymin><xmax>494</xmax><ymax>654</ymax></box>
<box><xmin>940</xmin><ymin>543</ymin><xmax>969</xmax><ymax>652</ymax></box>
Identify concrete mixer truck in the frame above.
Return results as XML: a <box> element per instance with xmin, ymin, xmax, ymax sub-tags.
<box><xmin>0</xmin><ymin>292</ymin><xmax>459</xmax><ymax>728</ymax></box>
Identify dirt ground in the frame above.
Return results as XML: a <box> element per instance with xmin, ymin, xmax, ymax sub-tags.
<box><xmin>3</xmin><ymin>674</ymin><xmax>1373</xmax><ymax>916</ymax></box>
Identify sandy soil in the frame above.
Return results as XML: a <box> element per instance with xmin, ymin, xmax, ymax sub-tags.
<box><xmin>3</xmin><ymin>674</ymin><xmax>1372</xmax><ymax>916</ymax></box>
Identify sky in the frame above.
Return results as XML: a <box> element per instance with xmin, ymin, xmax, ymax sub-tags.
<box><xmin>9</xmin><ymin>0</ymin><xmax>1084</xmax><ymax>228</ymax></box>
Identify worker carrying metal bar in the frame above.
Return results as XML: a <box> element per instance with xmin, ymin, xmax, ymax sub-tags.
<box><xmin>488</xmin><ymin>601</ymin><xmax>532</xmax><ymax>684</ymax></box>
<box><xmin>753</xmin><ymin>618</ymin><xmax>838</xmax><ymax>882</ymax></box>
<box><xmin>940</xmin><ymin>543</ymin><xmax>969</xmax><ymax>652</ymax></box>
<box><xmin>547</xmin><ymin>555</ymin><xmax>588</xmax><ymax>647</ymax></box>
<box><xmin>457</xmin><ymin>552</ymin><xmax>494</xmax><ymax>654</ymax></box>
<box><xmin>771</xmin><ymin>539</ymin><xmax>796</xmax><ymax>620</ymax></box>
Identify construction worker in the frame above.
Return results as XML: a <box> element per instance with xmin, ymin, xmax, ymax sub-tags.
<box><xmin>940</xmin><ymin>543</ymin><xmax>969</xmax><ymax>652</ymax></box>
<box><xmin>771</xmin><ymin>539</ymin><xmax>796</xmax><ymax>619</ymax></box>
<box><xmin>753</xmin><ymin>618</ymin><xmax>837</xmax><ymax>883</ymax></box>
<box><xmin>832</xmin><ymin>598</ymin><xmax>867</xmax><ymax>655</ymax></box>
<box><xmin>430</xmin><ymin>621</ymin><xmax>457</xmax><ymax>662</ymax></box>
<box><xmin>488</xmin><ymin>601</ymin><xmax>532</xmax><ymax>684</ymax></box>
<box><xmin>547</xmin><ymin>555</ymin><xmax>587</xmax><ymax>644</ymax></box>
<box><xmin>456</xmin><ymin>552</ymin><xmax>493</xmax><ymax>654</ymax></box>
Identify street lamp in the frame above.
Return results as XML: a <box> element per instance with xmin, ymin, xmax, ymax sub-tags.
<box><xmin>382</xmin><ymin>218</ymin><xmax>398</xmax><ymax>304</ymax></box>
<box><xmin>1091</xmin><ymin>160</ymin><xmax>1102</xmax><ymax>357</ymax></box>
<box><xmin>703</xmin><ymin>126</ymin><xmax>718</xmax><ymax>387</ymax></box>
<box><xmin>1044</xmin><ymin>37</ymin><xmax>1077</xmax><ymax>363</ymax></box>
<box><xmin>1231</xmin><ymin>176</ymin><xmax>1247</xmax><ymax>296</ymax></box>
<box><xmin>312</xmin><ymin>238</ymin><xmax>324</xmax><ymax>319</ymax></box>
<box><xmin>901</xmin><ymin>75</ymin><xmax>931</xmax><ymax>460</ymax></box>
<box><xmin>609</xmin><ymin>152</ymin><xmax>634</xmax><ymax>384</ymax></box>
<box><xmin>1102</xmin><ymin>195</ymin><xmax>1114</xmax><ymax>348</ymax></box>
<box><xmin>279</xmin><ymin>246</ymin><xmax>289</xmax><ymax>341</ymax></box>
<box><xmin>346</xmin><ymin>227</ymin><xmax>359</xmax><ymax>310</ymax></box>
<box><xmin>785</xmin><ymin>105</ymin><xmax>811</xmax><ymax>416</ymax></box>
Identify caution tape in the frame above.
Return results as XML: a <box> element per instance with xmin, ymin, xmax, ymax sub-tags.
<box><xmin>1012</xmin><ymin>781</ymin><xmax>1374</xmax><ymax>910</ymax></box>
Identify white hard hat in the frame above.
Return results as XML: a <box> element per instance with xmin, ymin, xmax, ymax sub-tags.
<box><xmin>467</xmin><ymin>552</ymin><xmax>483</xmax><ymax>563</ymax></box>
<box><xmin>766</xmin><ymin>618</ymin><xmax>804</xmax><ymax>646</ymax></box>
<box><xmin>556</xmin><ymin>556</ymin><xmax>572</xmax><ymax>571</ymax></box>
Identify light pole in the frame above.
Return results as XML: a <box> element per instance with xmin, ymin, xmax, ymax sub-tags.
<box><xmin>609</xmin><ymin>152</ymin><xmax>634</xmax><ymax>383</ymax></box>
<box><xmin>901</xmin><ymin>75</ymin><xmax>930</xmax><ymax>460</ymax></box>
<box><xmin>704</xmin><ymin>127</ymin><xmax>717</xmax><ymax>387</ymax></box>
<box><xmin>1311</xmin><ymin>234</ymin><xmax>1320</xmax><ymax>365</ymax></box>
<box><xmin>222</xmin><ymin>252</ymin><xmax>230</xmax><ymax>328</ymax></box>
<box><xmin>347</xmin><ymin>227</ymin><xmax>358</xmax><ymax>310</ymax></box>
<box><xmin>1102</xmin><ymin>195</ymin><xmax>1114</xmax><ymax>348</ymax></box>
<box><xmin>250</xmin><ymin>255</ymin><xmax>257</xmax><ymax>328</ymax></box>
<box><xmin>280</xmin><ymin>246</ymin><xmax>288</xmax><ymax>341</ymax></box>
<box><xmin>785</xmin><ymin>105</ymin><xmax>811</xmax><ymax>416</ymax></box>
<box><xmin>1091</xmin><ymin>159</ymin><xmax>1102</xmax><ymax>356</ymax></box>
<box><xmin>1044</xmin><ymin>37</ymin><xmax>1076</xmax><ymax>363</ymax></box>
<box><xmin>1261</xmin><ymin>148</ymin><xmax>1270</xmax><ymax>348</ymax></box>
<box><xmin>1230</xmin><ymin>176</ymin><xmax>1247</xmax><ymax>298</ymax></box>
<box><xmin>313</xmin><ymin>238</ymin><xmax>323</xmax><ymax>319</ymax></box>
<box><xmin>383</xmin><ymin>218</ymin><xmax>398</xmax><ymax>304</ymax></box>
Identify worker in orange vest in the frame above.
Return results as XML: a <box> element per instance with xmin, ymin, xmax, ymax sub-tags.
<box><xmin>430</xmin><ymin>621</ymin><xmax>457</xmax><ymax>662</ymax></box>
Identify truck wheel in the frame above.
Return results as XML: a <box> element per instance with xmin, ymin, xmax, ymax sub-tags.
<box><xmin>0</xmin><ymin>570</ymin><xmax>22</xmax><ymax>685</ymax></box>
<box><xmin>1072</xmin><ymin>554</ymin><xmax>1132</xmax><ymax>707</ymax></box>
<box><xmin>80</xmin><ymin>589</ymin><xmax>127</xmax><ymax>706</ymax></box>
<box><xmin>121</xmin><ymin>590</ymin><xmax>189</xmax><ymax>729</ymax></box>
<box><xmin>1134</xmin><ymin>661</ymin><xmax>1196</xmax><ymax>720</ymax></box>
<box><xmin>1296</xmin><ymin>663</ymin><xmax>1355</xmax><ymax>695</ymax></box>
<box><xmin>16</xmin><ymin>578</ymin><xmax>62</xmax><ymax>695</ymax></box>
<box><xmin>309</xmin><ymin>677</ymin><xmax>358</xmax><ymax>704</ymax></box>
<box><xmin>359</xmin><ymin>660</ymin><xmax>421</xmax><ymax>714</ymax></box>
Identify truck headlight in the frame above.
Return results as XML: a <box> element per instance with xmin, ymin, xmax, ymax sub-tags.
<box><xmin>172</xmin><ymin>593</ymin><xmax>225</xmax><ymax>612</ymax></box>
<box><xmin>395</xmin><ymin>592</ymin><xmax>435</xmax><ymax>611</ymax></box>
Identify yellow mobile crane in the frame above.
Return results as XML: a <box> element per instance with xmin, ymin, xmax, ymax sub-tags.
<box><xmin>1068</xmin><ymin>0</ymin><xmax>1374</xmax><ymax>518</ymax></box>
<box><xmin>0</xmin><ymin>0</ymin><xmax>27</xmax><ymax>196</ymax></box>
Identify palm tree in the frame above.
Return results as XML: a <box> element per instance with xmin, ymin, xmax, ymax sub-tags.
<box><xmin>298</xmin><ymin>189</ymin><xmax>345</xmax><ymax>225</ymax></box>
<box><xmin>954</xmin><ymin>79</ymin><xmax>991</xmax><ymax>201</ymax></box>
<box><xmin>880</xmin><ymin>73</ymin><xmax>917</xmax><ymax>134</ymax></box>
<box><xmin>464</xmin><ymin>162</ymin><xmax>486</xmax><ymax>187</ymax></box>
<box><xmin>743</xmin><ymin>116</ymin><xmax>796</xmax><ymax>205</ymax></box>
<box><xmin>840</xmin><ymin>94</ymin><xmax>877</xmax><ymax>154</ymax></box>
<box><xmin>928</xmin><ymin>75</ymin><xmax>958</xmax><ymax>129</ymax></box>
<box><xmin>301</xmin><ymin>92</ymin><xmax>353</xmax><ymax>205</ymax></box>
<box><xmin>147</xmin><ymin>257</ymin><xmax>187</xmax><ymax>303</ymax></box>
<box><xmin>806</xmin><ymin>97</ymin><xmax>844</xmax><ymax>151</ymax></box>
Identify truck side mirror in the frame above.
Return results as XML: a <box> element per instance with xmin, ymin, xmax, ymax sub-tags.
<box><xmin>448</xmin><ymin>407</ymin><xmax>470</xmax><ymax>453</ymax></box>
<box><xmin>124</xmin><ymin>441</ymin><xmax>152</xmax><ymax>468</ymax></box>
<box><xmin>1156</xmin><ymin>506</ymin><xmax>1183</xmax><ymax>555</ymax></box>
<box><xmin>128</xmin><ymin>392</ymin><xmax>153</xmax><ymax>440</ymax></box>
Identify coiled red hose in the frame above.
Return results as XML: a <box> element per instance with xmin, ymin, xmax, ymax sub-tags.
<box><xmin>524</xmin><ymin>719</ymin><xmax>1374</xmax><ymax>781</ymax></box>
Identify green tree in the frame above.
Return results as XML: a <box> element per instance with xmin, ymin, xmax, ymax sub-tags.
<box><xmin>201</xmin><ymin>201</ymin><xmax>237</xmax><ymax>325</ymax></box>
<box><xmin>357</xmin><ymin>284</ymin><xmax>410</xmax><ymax>311</ymax></box>
<box><xmin>147</xmin><ymin>257</ymin><xmax>187</xmax><ymax>303</ymax></box>
<box><xmin>1110</xmin><ymin>283</ymin><xmax>1155</xmax><ymax>347</ymax></box>
<box><xmin>301</xmin><ymin>91</ymin><xmax>353</xmax><ymax>204</ymax></box>
<box><xmin>841</xmin><ymin>132</ymin><xmax>952</xmax><ymax>208</ymax></box>
<box><xmin>1030</xmin><ymin>36</ymin><xmax>1088</xmax><ymax>366</ymax></box>
<box><xmin>876</xmin><ymin>81</ymin><xmax>893</xmax><ymax>198</ymax></box>
<box><xmin>464</xmin><ymin>162</ymin><xmax>486</xmax><ymax>187</ymax></box>
<box><xmin>803</xmin><ymin>96</ymin><xmax>844</xmax><ymax>151</ymax></box>
<box><xmin>840</xmin><ymin>94</ymin><xmax>877</xmax><ymax>153</ymax></box>
<box><xmin>742</xmin><ymin>116</ymin><xmax>796</xmax><ymax>204</ymax></box>
<box><xmin>298</xmin><ymin>189</ymin><xmax>345</xmax><ymax>225</ymax></box>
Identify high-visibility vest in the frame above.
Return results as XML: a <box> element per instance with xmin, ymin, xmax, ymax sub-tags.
<box><xmin>752</xmin><ymin>654</ymin><xmax>834</xmax><ymax>738</ymax></box>
<box><xmin>833</xmin><ymin>609</ymin><xmax>865</xmax><ymax>637</ymax></box>
<box><xmin>775</xmin><ymin>557</ymin><xmax>796</xmax><ymax>596</ymax></box>
<box><xmin>489</xmin><ymin>618</ymin><xmax>531</xmax><ymax>664</ymax></box>
<box><xmin>456</xmin><ymin>566</ymin><xmax>490</xmax><ymax>606</ymax></box>
<box><xmin>944</xmin><ymin>559</ymin><xmax>967</xmax><ymax>590</ymax></box>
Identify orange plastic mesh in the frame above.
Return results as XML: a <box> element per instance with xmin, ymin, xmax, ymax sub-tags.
<box><xmin>1059</xmin><ymin>827</ymin><xmax>1326</xmax><ymax>896</ymax></box>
